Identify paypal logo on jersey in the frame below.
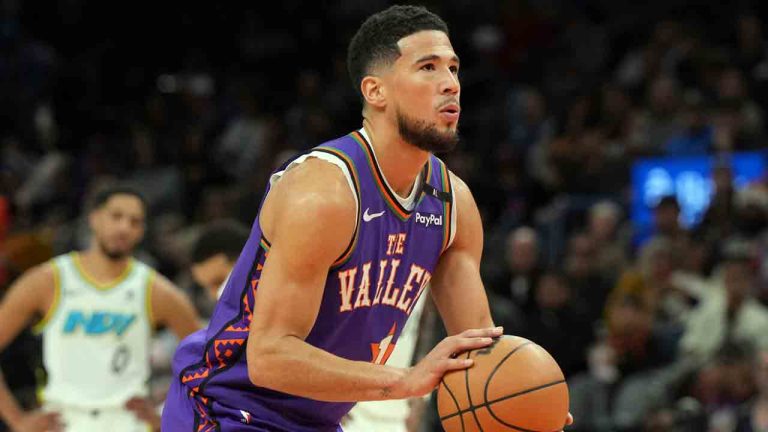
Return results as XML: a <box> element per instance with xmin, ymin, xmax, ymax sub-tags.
<box><xmin>62</xmin><ymin>311</ymin><xmax>137</xmax><ymax>336</ymax></box>
<box><xmin>414</xmin><ymin>212</ymin><xmax>442</xmax><ymax>228</ymax></box>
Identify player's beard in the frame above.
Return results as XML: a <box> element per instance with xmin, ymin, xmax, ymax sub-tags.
<box><xmin>97</xmin><ymin>240</ymin><xmax>130</xmax><ymax>261</ymax></box>
<box><xmin>396</xmin><ymin>108</ymin><xmax>459</xmax><ymax>153</ymax></box>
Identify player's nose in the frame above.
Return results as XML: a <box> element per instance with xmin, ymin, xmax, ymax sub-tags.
<box><xmin>439</xmin><ymin>70</ymin><xmax>459</xmax><ymax>95</ymax></box>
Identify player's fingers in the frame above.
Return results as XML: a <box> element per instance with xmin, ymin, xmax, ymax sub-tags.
<box><xmin>443</xmin><ymin>336</ymin><xmax>494</xmax><ymax>357</ymax></box>
<box><xmin>458</xmin><ymin>327</ymin><xmax>503</xmax><ymax>339</ymax></box>
<box><xmin>438</xmin><ymin>357</ymin><xmax>474</xmax><ymax>372</ymax></box>
<box><xmin>41</xmin><ymin>412</ymin><xmax>61</xmax><ymax>422</ymax></box>
<box><xmin>41</xmin><ymin>412</ymin><xmax>64</xmax><ymax>431</ymax></box>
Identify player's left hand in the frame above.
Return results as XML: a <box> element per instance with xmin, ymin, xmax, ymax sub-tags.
<box><xmin>125</xmin><ymin>397</ymin><xmax>161</xmax><ymax>431</ymax></box>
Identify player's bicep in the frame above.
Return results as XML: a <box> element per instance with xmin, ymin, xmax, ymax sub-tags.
<box><xmin>430</xmin><ymin>173</ymin><xmax>493</xmax><ymax>335</ymax></box>
<box><xmin>150</xmin><ymin>274</ymin><xmax>202</xmax><ymax>339</ymax></box>
<box><xmin>0</xmin><ymin>265</ymin><xmax>53</xmax><ymax>350</ymax></box>
<box><xmin>250</xmin><ymin>160</ymin><xmax>356</xmax><ymax>341</ymax></box>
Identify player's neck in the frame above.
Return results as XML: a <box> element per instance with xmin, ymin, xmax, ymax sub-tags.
<box><xmin>362</xmin><ymin>119</ymin><xmax>429</xmax><ymax>198</ymax></box>
<box><xmin>79</xmin><ymin>248</ymin><xmax>132</xmax><ymax>280</ymax></box>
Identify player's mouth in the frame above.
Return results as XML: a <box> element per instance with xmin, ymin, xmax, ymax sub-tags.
<box><xmin>438</xmin><ymin>103</ymin><xmax>460</xmax><ymax>123</ymax></box>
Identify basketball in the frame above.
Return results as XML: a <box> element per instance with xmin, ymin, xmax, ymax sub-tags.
<box><xmin>437</xmin><ymin>335</ymin><xmax>569</xmax><ymax>432</ymax></box>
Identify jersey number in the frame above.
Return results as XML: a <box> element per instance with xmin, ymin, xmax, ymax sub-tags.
<box><xmin>112</xmin><ymin>344</ymin><xmax>131</xmax><ymax>374</ymax></box>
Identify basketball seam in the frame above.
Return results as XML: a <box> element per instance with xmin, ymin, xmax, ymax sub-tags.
<box><xmin>440</xmin><ymin>378</ymin><xmax>465</xmax><ymax>432</ymax></box>
<box><xmin>464</xmin><ymin>351</ymin><xmax>484</xmax><ymax>432</ymax></box>
<box><xmin>440</xmin><ymin>341</ymin><xmax>533</xmax><ymax>423</ymax></box>
<box><xmin>440</xmin><ymin>379</ymin><xmax>566</xmax><ymax>421</ymax></box>
<box><xmin>486</xmin><ymin>340</ymin><xmax>564</xmax><ymax>432</ymax></box>
<box><xmin>484</xmin><ymin>381</ymin><xmax>567</xmax><ymax>432</ymax></box>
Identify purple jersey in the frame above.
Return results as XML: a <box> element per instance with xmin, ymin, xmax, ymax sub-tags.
<box><xmin>163</xmin><ymin>130</ymin><xmax>454</xmax><ymax>431</ymax></box>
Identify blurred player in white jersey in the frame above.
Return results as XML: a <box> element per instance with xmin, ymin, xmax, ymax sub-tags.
<box><xmin>0</xmin><ymin>183</ymin><xmax>201</xmax><ymax>432</ymax></box>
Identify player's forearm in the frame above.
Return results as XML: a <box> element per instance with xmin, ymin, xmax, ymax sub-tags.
<box><xmin>0</xmin><ymin>371</ymin><xmax>24</xmax><ymax>430</ymax></box>
<box><xmin>431</xmin><ymin>251</ymin><xmax>494</xmax><ymax>335</ymax></box>
<box><xmin>247</xmin><ymin>335</ymin><xmax>409</xmax><ymax>402</ymax></box>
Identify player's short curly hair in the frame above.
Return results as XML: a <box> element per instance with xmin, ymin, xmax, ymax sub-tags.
<box><xmin>87</xmin><ymin>182</ymin><xmax>147</xmax><ymax>214</ymax></box>
<box><xmin>347</xmin><ymin>5</ymin><xmax>449</xmax><ymax>100</ymax></box>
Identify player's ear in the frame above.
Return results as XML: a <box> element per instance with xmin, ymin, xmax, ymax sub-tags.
<box><xmin>361</xmin><ymin>76</ymin><xmax>386</xmax><ymax>109</ymax></box>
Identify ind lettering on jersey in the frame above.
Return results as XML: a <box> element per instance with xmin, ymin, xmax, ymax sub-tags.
<box><xmin>338</xmin><ymin>233</ymin><xmax>431</xmax><ymax>314</ymax></box>
<box><xmin>62</xmin><ymin>310</ymin><xmax>137</xmax><ymax>336</ymax></box>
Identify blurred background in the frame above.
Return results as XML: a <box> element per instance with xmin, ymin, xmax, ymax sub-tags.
<box><xmin>2</xmin><ymin>0</ymin><xmax>768</xmax><ymax>431</ymax></box>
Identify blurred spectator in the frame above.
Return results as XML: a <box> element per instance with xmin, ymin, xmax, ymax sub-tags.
<box><xmin>598</xmin><ymin>84</ymin><xmax>634</xmax><ymax>160</ymax></box>
<box><xmin>665</xmin><ymin>92</ymin><xmax>714</xmax><ymax>155</ymax></box>
<box><xmin>606</xmin><ymin>237</ymin><xmax>696</xmax><ymax>334</ymax></box>
<box><xmin>521</xmin><ymin>270</ymin><xmax>592</xmax><ymax>376</ymax></box>
<box><xmin>215</xmin><ymin>91</ymin><xmax>270</xmax><ymax>182</ymax></box>
<box><xmin>700</xmin><ymin>161</ymin><xmax>739</xmax><ymax>243</ymax></box>
<box><xmin>563</xmin><ymin>231</ymin><xmax>612</xmax><ymax>323</ymax></box>
<box><xmin>546</xmin><ymin>96</ymin><xmax>614</xmax><ymax>194</ymax></box>
<box><xmin>629</xmin><ymin>75</ymin><xmax>684</xmax><ymax>155</ymax></box>
<box><xmin>568</xmin><ymin>294</ymin><xmax>676</xmax><ymax>432</ymax></box>
<box><xmin>670</xmin><ymin>232</ymin><xmax>713</xmax><ymax>300</ymax></box>
<box><xmin>733</xmin><ymin>349</ymin><xmax>768</xmax><ymax>431</ymax></box>
<box><xmin>713</xmin><ymin>67</ymin><xmax>765</xmax><ymax>150</ymax></box>
<box><xmin>679</xmin><ymin>240</ymin><xmax>768</xmax><ymax>362</ymax></box>
<box><xmin>690</xmin><ymin>341</ymin><xmax>757</xmax><ymax>431</ymax></box>
<box><xmin>733</xmin><ymin>13</ymin><xmax>768</xmax><ymax>75</ymax></box>
<box><xmin>502</xmin><ymin>86</ymin><xmax>555</xmax><ymax>167</ymax></box>
<box><xmin>733</xmin><ymin>183</ymin><xmax>768</xmax><ymax>238</ymax></box>
<box><xmin>586</xmin><ymin>200</ymin><xmax>630</xmax><ymax>281</ymax></box>
<box><xmin>640</xmin><ymin>194</ymin><xmax>690</xmax><ymax>252</ymax></box>
<box><xmin>489</xmin><ymin>226</ymin><xmax>542</xmax><ymax>313</ymax></box>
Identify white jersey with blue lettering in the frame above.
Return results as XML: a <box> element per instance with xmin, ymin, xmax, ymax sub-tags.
<box><xmin>35</xmin><ymin>252</ymin><xmax>155</xmax><ymax>409</ymax></box>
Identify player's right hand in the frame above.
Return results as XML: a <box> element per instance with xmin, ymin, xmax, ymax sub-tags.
<box><xmin>11</xmin><ymin>410</ymin><xmax>63</xmax><ymax>432</ymax></box>
<box><xmin>393</xmin><ymin>326</ymin><xmax>502</xmax><ymax>399</ymax></box>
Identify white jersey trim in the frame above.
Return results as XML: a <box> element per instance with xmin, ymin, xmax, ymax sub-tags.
<box><xmin>447</xmin><ymin>173</ymin><xmax>458</xmax><ymax>249</ymax></box>
<box><xmin>269</xmin><ymin>150</ymin><xmax>360</xmax><ymax>234</ymax></box>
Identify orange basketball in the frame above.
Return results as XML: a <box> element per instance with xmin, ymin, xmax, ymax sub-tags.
<box><xmin>437</xmin><ymin>335</ymin><xmax>569</xmax><ymax>432</ymax></box>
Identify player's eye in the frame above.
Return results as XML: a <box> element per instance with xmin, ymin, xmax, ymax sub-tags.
<box><xmin>421</xmin><ymin>63</ymin><xmax>435</xmax><ymax>71</ymax></box>
<box><xmin>450</xmin><ymin>65</ymin><xmax>459</xmax><ymax>74</ymax></box>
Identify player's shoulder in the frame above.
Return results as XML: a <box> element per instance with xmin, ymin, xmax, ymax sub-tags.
<box><xmin>28</xmin><ymin>258</ymin><xmax>59</xmax><ymax>281</ymax></box>
<box><xmin>10</xmin><ymin>259</ymin><xmax>57</xmax><ymax>296</ymax></box>
<box><xmin>129</xmin><ymin>256</ymin><xmax>157</xmax><ymax>275</ymax></box>
<box><xmin>445</xmin><ymin>169</ymin><xmax>475</xmax><ymax>208</ymax></box>
<box><xmin>260</xmin><ymin>155</ymin><xmax>356</xmax><ymax>250</ymax></box>
<box><xmin>271</xmin><ymin>156</ymin><xmax>356</xmax><ymax>213</ymax></box>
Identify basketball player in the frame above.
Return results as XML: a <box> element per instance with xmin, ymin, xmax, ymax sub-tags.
<box><xmin>186</xmin><ymin>217</ymin><xmax>433</xmax><ymax>431</ymax></box>
<box><xmin>189</xmin><ymin>219</ymin><xmax>251</xmax><ymax>302</ymax></box>
<box><xmin>187</xmin><ymin>218</ymin><xmax>433</xmax><ymax>431</ymax></box>
<box><xmin>0</xmin><ymin>184</ymin><xmax>201</xmax><ymax>432</ymax></box>
<box><xmin>162</xmin><ymin>5</ymin><xmax>572</xmax><ymax>431</ymax></box>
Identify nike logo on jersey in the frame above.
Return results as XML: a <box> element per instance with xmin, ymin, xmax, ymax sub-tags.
<box><xmin>363</xmin><ymin>208</ymin><xmax>385</xmax><ymax>222</ymax></box>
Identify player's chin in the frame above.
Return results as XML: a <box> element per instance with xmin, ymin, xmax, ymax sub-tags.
<box><xmin>104</xmin><ymin>245</ymin><xmax>131</xmax><ymax>260</ymax></box>
<box><xmin>440</xmin><ymin>124</ymin><xmax>459</xmax><ymax>137</ymax></box>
